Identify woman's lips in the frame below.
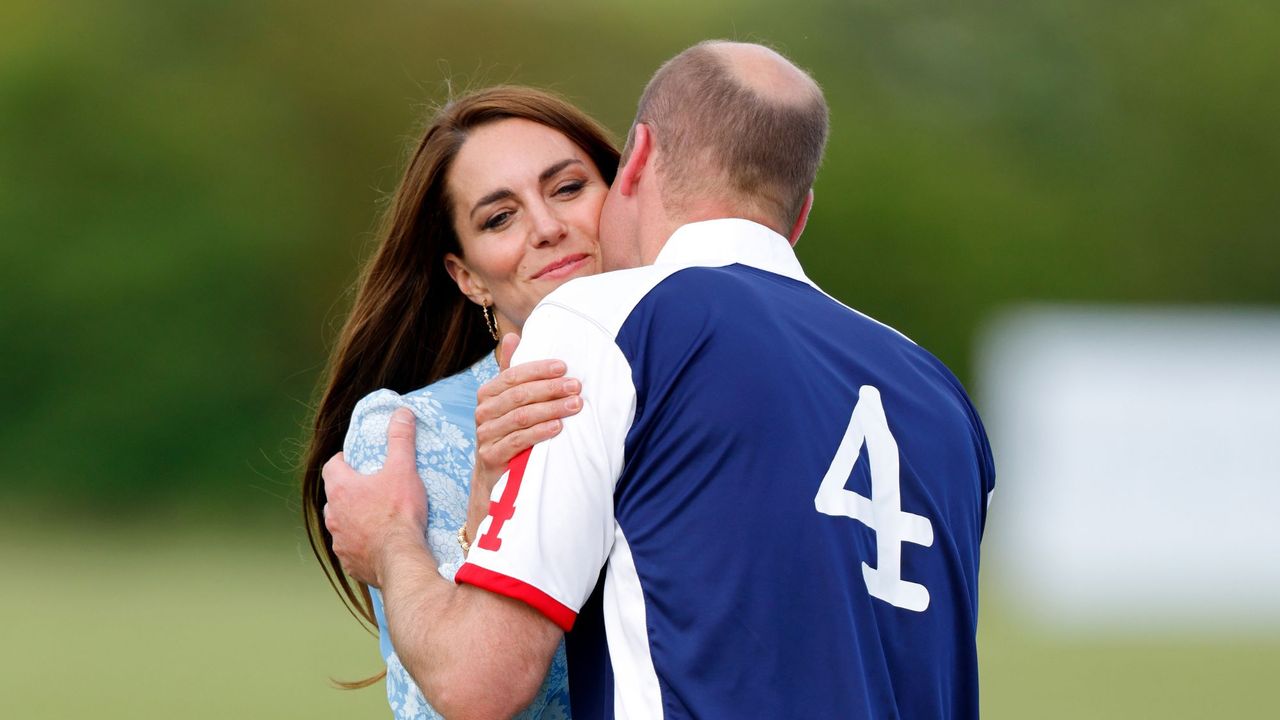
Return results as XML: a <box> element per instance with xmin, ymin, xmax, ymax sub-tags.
<box><xmin>533</xmin><ymin>253</ymin><xmax>591</xmax><ymax>280</ymax></box>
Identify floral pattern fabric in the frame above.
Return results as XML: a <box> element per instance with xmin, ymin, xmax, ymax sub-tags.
<box><xmin>343</xmin><ymin>354</ymin><xmax>572</xmax><ymax>720</ymax></box>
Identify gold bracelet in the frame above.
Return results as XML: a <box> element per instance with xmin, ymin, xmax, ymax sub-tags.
<box><xmin>456</xmin><ymin>525</ymin><xmax>471</xmax><ymax>556</ymax></box>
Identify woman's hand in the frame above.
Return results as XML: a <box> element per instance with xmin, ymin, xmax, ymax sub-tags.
<box><xmin>465</xmin><ymin>334</ymin><xmax>582</xmax><ymax>543</ymax></box>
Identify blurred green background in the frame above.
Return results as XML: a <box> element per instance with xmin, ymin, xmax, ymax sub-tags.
<box><xmin>3</xmin><ymin>0</ymin><xmax>1277</xmax><ymax>717</ymax></box>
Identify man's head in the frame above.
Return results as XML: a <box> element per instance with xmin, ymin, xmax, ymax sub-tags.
<box><xmin>599</xmin><ymin>40</ymin><xmax>829</xmax><ymax>269</ymax></box>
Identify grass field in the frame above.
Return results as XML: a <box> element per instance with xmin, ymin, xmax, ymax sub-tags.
<box><xmin>2</xmin><ymin>521</ymin><xmax>1276</xmax><ymax>718</ymax></box>
<box><xmin>0</xmin><ymin>521</ymin><xmax>387</xmax><ymax>719</ymax></box>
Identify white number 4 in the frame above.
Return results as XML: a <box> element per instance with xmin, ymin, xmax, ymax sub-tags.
<box><xmin>815</xmin><ymin>385</ymin><xmax>934</xmax><ymax>612</ymax></box>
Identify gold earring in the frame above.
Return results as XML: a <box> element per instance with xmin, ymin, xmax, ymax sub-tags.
<box><xmin>481</xmin><ymin>303</ymin><xmax>500</xmax><ymax>341</ymax></box>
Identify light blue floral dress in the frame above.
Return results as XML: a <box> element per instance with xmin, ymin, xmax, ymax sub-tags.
<box><xmin>343</xmin><ymin>354</ymin><xmax>572</xmax><ymax>720</ymax></box>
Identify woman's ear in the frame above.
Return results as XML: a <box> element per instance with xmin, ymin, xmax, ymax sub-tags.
<box><xmin>444</xmin><ymin>252</ymin><xmax>489</xmax><ymax>306</ymax></box>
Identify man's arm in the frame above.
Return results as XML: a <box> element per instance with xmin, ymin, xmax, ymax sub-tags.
<box><xmin>327</xmin><ymin>301</ymin><xmax>632</xmax><ymax>715</ymax></box>
<box><xmin>465</xmin><ymin>334</ymin><xmax>582</xmax><ymax>544</ymax></box>
<box><xmin>377</xmin><ymin>528</ymin><xmax>562</xmax><ymax>720</ymax></box>
<box><xmin>322</xmin><ymin>409</ymin><xmax>562</xmax><ymax>720</ymax></box>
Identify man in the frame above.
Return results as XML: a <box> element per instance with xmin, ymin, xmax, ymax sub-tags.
<box><xmin>324</xmin><ymin>40</ymin><xmax>994</xmax><ymax>719</ymax></box>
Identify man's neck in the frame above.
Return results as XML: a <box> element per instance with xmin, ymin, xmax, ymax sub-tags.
<box><xmin>641</xmin><ymin>205</ymin><xmax>786</xmax><ymax>265</ymax></box>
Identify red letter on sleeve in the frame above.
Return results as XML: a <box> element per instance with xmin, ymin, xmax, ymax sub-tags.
<box><xmin>476</xmin><ymin>448</ymin><xmax>532</xmax><ymax>552</ymax></box>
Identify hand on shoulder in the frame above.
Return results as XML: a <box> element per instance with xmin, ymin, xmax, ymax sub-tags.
<box><xmin>323</xmin><ymin>407</ymin><xmax>429</xmax><ymax>587</ymax></box>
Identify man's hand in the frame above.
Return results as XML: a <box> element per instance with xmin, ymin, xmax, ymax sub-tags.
<box><xmin>322</xmin><ymin>407</ymin><xmax>429</xmax><ymax>587</ymax></box>
<box><xmin>467</xmin><ymin>333</ymin><xmax>582</xmax><ymax>537</ymax></box>
<box><xmin>322</xmin><ymin>393</ymin><xmax>564</xmax><ymax>718</ymax></box>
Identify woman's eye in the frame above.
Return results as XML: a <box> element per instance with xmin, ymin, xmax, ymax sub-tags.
<box><xmin>483</xmin><ymin>210</ymin><xmax>512</xmax><ymax>230</ymax></box>
<box><xmin>555</xmin><ymin>181</ymin><xmax>585</xmax><ymax>197</ymax></box>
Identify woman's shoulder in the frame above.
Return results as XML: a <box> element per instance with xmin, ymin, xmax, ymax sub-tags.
<box><xmin>346</xmin><ymin>387</ymin><xmax>438</xmax><ymax>438</ymax></box>
<box><xmin>404</xmin><ymin>352</ymin><xmax>499</xmax><ymax>404</ymax></box>
<box><xmin>343</xmin><ymin>354</ymin><xmax>497</xmax><ymax>464</ymax></box>
<box><xmin>342</xmin><ymin>388</ymin><xmax>429</xmax><ymax>473</ymax></box>
<box><xmin>351</xmin><ymin>354</ymin><xmax>497</xmax><ymax>416</ymax></box>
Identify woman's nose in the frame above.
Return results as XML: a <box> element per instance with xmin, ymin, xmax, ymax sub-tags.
<box><xmin>528</xmin><ymin>201</ymin><xmax>568</xmax><ymax>246</ymax></box>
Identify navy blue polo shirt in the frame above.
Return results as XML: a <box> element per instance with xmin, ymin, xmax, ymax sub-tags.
<box><xmin>457</xmin><ymin>218</ymin><xmax>995</xmax><ymax>719</ymax></box>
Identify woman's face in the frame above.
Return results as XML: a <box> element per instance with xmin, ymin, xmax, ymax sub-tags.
<box><xmin>444</xmin><ymin>118</ymin><xmax>607</xmax><ymax>334</ymax></box>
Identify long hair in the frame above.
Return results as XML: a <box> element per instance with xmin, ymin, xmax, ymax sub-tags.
<box><xmin>301</xmin><ymin>86</ymin><xmax>619</xmax><ymax>687</ymax></box>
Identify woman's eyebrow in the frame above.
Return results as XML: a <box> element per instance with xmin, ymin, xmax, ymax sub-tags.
<box><xmin>470</xmin><ymin>188</ymin><xmax>514</xmax><ymax>221</ymax></box>
<box><xmin>539</xmin><ymin>158</ymin><xmax>583</xmax><ymax>183</ymax></box>
<box><xmin>468</xmin><ymin>159</ymin><xmax>585</xmax><ymax>222</ymax></box>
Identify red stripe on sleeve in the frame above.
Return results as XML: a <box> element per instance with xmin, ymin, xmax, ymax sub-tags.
<box><xmin>455</xmin><ymin>563</ymin><xmax>578</xmax><ymax>632</ymax></box>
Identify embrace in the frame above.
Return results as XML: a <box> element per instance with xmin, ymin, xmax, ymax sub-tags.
<box><xmin>302</xmin><ymin>40</ymin><xmax>994</xmax><ymax>719</ymax></box>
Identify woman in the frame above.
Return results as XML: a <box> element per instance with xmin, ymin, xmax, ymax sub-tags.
<box><xmin>301</xmin><ymin>86</ymin><xmax>620</xmax><ymax>719</ymax></box>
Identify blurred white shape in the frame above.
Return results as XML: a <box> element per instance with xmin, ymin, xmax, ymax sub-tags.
<box><xmin>979</xmin><ymin>305</ymin><xmax>1280</xmax><ymax>634</ymax></box>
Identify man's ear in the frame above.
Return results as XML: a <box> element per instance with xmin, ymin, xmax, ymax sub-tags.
<box><xmin>617</xmin><ymin>123</ymin><xmax>652</xmax><ymax>197</ymax></box>
<box><xmin>443</xmin><ymin>252</ymin><xmax>488</xmax><ymax>306</ymax></box>
<box><xmin>787</xmin><ymin>189</ymin><xmax>814</xmax><ymax>247</ymax></box>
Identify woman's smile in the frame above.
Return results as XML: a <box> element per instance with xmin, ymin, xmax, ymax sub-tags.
<box><xmin>531</xmin><ymin>252</ymin><xmax>592</xmax><ymax>281</ymax></box>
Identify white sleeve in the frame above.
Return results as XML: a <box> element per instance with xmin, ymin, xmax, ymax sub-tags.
<box><xmin>454</xmin><ymin>302</ymin><xmax>636</xmax><ymax>631</ymax></box>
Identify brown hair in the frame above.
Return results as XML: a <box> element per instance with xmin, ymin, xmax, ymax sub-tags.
<box><xmin>300</xmin><ymin>86</ymin><xmax>618</xmax><ymax>687</ymax></box>
<box><xmin>628</xmin><ymin>40</ymin><xmax>828</xmax><ymax>228</ymax></box>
